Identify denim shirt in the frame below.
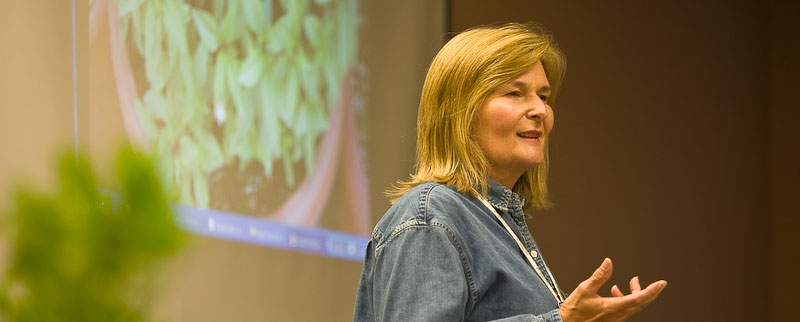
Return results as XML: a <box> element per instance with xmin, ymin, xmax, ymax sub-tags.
<box><xmin>353</xmin><ymin>180</ymin><xmax>564</xmax><ymax>322</ymax></box>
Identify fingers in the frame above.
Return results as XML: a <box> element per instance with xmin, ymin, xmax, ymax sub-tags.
<box><xmin>611</xmin><ymin>276</ymin><xmax>642</xmax><ymax>297</ymax></box>
<box><xmin>581</xmin><ymin>258</ymin><xmax>613</xmax><ymax>293</ymax></box>
<box><xmin>644</xmin><ymin>280</ymin><xmax>668</xmax><ymax>297</ymax></box>
<box><xmin>610</xmin><ymin>284</ymin><xmax>624</xmax><ymax>297</ymax></box>
<box><xmin>611</xmin><ymin>279</ymin><xmax>668</xmax><ymax>309</ymax></box>
<box><xmin>630</xmin><ymin>276</ymin><xmax>641</xmax><ymax>293</ymax></box>
<box><xmin>637</xmin><ymin>280</ymin><xmax>667</xmax><ymax>307</ymax></box>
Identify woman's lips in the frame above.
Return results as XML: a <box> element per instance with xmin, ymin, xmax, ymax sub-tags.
<box><xmin>517</xmin><ymin>130</ymin><xmax>542</xmax><ymax>142</ymax></box>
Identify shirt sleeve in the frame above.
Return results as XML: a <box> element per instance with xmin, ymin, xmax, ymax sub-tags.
<box><xmin>358</xmin><ymin>222</ymin><xmax>562</xmax><ymax>322</ymax></box>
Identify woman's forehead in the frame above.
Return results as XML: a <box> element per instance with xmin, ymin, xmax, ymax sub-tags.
<box><xmin>501</xmin><ymin>62</ymin><xmax>551</xmax><ymax>91</ymax></box>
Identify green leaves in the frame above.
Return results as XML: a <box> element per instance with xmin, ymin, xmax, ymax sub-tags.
<box><xmin>162</xmin><ymin>0</ymin><xmax>190</xmax><ymax>55</ymax></box>
<box><xmin>219</xmin><ymin>0</ymin><xmax>245</xmax><ymax>44</ymax></box>
<box><xmin>116</xmin><ymin>0</ymin><xmax>145</xmax><ymax>17</ymax></box>
<box><xmin>193</xmin><ymin>44</ymin><xmax>211</xmax><ymax>87</ymax></box>
<box><xmin>116</xmin><ymin>148</ymin><xmax>183</xmax><ymax>254</ymax></box>
<box><xmin>192</xmin><ymin>8</ymin><xmax>219</xmax><ymax>52</ymax></box>
<box><xmin>0</xmin><ymin>148</ymin><xmax>183</xmax><ymax>321</ymax></box>
<box><xmin>119</xmin><ymin>0</ymin><xmax>360</xmax><ymax>208</ymax></box>
<box><xmin>244</xmin><ymin>0</ymin><xmax>266</xmax><ymax>32</ymax></box>
<box><xmin>303</xmin><ymin>14</ymin><xmax>320</xmax><ymax>48</ymax></box>
<box><xmin>213</xmin><ymin>48</ymin><xmax>230</xmax><ymax>107</ymax></box>
<box><xmin>239</xmin><ymin>45</ymin><xmax>264</xmax><ymax>88</ymax></box>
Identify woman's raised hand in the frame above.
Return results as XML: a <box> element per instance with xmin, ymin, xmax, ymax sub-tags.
<box><xmin>559</xmin><ymin>258</ymin><xmax>667</xmax><ymax>322</ymax></box>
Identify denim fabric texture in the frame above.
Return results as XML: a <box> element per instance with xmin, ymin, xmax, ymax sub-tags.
<box><xmin>353</xmin><ymin>180</ymin><xmax>564</xmax><ymax>322</ymax></box>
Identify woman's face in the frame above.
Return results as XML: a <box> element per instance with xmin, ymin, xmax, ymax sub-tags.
<box><xmin>474</xmin><ymin>61</ymin><xmax>554</xmax><ymax>188</ymax></box>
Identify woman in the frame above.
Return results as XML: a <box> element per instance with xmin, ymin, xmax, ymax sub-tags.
<box><xmin>353</xmin><ymin>23</ymin><xmax>666</xmax><ymax>322</ymax></box>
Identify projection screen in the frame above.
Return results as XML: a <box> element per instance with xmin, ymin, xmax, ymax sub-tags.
<box><xmin>88</xmin><ymin>0</ymin><xmax>446</xmax><ymax>320</ymax></box>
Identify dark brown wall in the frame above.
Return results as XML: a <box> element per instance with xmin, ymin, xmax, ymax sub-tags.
<box><xmin>451</xmin><ymin>1</ymin><xmax>796</xmax><ymax>321</ymax></box>
<box><xmin>768</xmin><ymin>1</ymin><xmax>800</xmax><ymax>321</ymax></box>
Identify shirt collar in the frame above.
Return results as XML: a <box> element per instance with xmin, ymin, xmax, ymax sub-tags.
<box><xmin>485</xmin><ymin>177</ymin><xmax>525</xmax><ymax>213</ymax></box>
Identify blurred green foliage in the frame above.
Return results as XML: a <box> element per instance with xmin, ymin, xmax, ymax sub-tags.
<box><xmin>115</xmin><ymin>0</ymin><xmax>359</xmax><ymax>209</ymax></box>
<box><xmin>0</xmin><ymin>148</ymin><xmax>183</xmax><ymax>322</ymax></box>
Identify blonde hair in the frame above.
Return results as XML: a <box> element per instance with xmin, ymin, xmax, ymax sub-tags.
<box><xmin>389</xmin><ymin>22</ymin><xmax>566</xmax><ymax>210</ymax></box>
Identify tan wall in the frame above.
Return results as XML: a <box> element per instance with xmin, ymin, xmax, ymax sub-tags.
<box><xmin>0</xmin><ymin>0</ymin><xmax>83</xmax><ymax>206</ymax></box>
<box><xmin>451</xmin><ymin>0</ymin><xmax>797</xmax><ymax>321</ymax></box>
<box><xmin>0</xmin><ymin>0</ymin><xmax>88</xmax><ymax>259</ymax></box>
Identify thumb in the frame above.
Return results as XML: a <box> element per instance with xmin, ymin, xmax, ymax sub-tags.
<box><xmin>583</xmin><ymin>258</ymin><xmax>613</xmax><ymax>293</ymax></box>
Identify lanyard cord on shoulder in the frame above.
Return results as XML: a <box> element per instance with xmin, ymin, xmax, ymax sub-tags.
<box><xmin>479</xmin><ymin>197</ymin><xmax>565</xmax><ymax>304</ymax></box>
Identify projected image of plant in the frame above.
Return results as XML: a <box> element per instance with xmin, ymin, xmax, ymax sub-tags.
<box><xmin>110</xmin><ymin>0</ymin><xmax>359</xmax><ymax>213</ymax></box>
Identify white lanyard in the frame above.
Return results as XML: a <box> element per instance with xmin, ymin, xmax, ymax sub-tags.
<box><xmin>479</xmin><ymin>197</ymin><xmax>565</xmax><ymax>304</ymax></box>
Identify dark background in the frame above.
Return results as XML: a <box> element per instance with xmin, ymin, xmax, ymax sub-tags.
<box><xmin>450</xmin><ymin>0</ymin><xmax>799</xmax><ymax>321</ymax></box>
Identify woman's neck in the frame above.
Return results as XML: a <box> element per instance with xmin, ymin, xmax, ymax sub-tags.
<box><xmin>488</xmin><ymin>168</ymin><xmax>521</xmax><ymax>190</ymax></box>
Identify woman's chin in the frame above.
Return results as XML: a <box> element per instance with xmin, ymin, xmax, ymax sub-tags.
<box><xmin>520</xmin><ymin>155</ymin><xmax>545</xmax><ymax>169</ymax></box>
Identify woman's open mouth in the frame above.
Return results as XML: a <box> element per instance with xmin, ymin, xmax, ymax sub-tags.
<box><xmin>517</xmin><ymin>130</ymin><xmax>542</xmax><ymax>142</ymax></box>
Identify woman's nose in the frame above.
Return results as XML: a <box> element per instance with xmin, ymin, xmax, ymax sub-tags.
<box><xmin>526</xmin><ymin>97</ymin><xmax>549</xmax><ymax>120</ymax></box>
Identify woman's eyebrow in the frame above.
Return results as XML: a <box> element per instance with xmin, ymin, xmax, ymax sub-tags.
<box><xmin>508</xmin><ymin>80</ymin><xmax>528</xmax><ymax>89</ymax></box>
<box><xmin>507</xmin><ymin>81</ymin><xmax>551</xmax><ymax>94</ymax></box>
<box><xmin>537</xmin><ymin>85</ymin><xmax>552</xmax><ymax>95</ymax></box>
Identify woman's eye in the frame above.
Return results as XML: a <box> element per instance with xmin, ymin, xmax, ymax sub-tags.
<box><xmin>505</xmin><ymin>91</ymin><xmax>523</xmax><ymax>97</ymax></box>
<box><xmin>539</xmin><ymin>95</ymin><xmax>549</xmax><ymax>102</ymax></box>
